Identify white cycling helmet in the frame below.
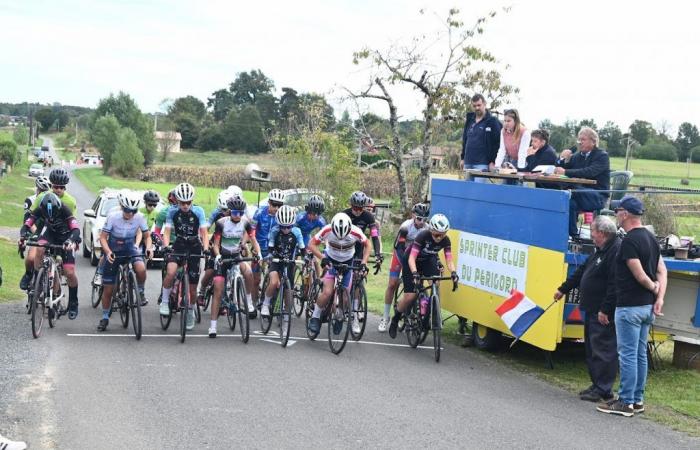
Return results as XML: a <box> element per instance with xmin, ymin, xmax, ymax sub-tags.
<box><xmin>268</xmin><ymin>188</ymin><xmax>285</xmax><ymax>204</ymax></box>
<box><xmin>331</xmin><ymin>212</ymin><xmax>352</xmax><ymax>238</ymax></box>
<box><xmin>276</xmin><ymin>205</ymin><xmax>296</xmax><ymax>226</ymax></box>
<box><xmin>174</xmin><ymin>182</ymin><xmax>195</xmax><ymax>202</ymax></box>
<box><xmin>118</xmin><ymin>190</ymin><xmax>140</xmax><ymax>211</ymax></box>
<box><xmin>35</xmin><ymin>175</ymin><xmax>52</xmax><ymax>192</ymax></box>
<box><xmin>429</xmin><ymin>214</ymin><xmax>450</xmax><ymax>233</ymax></box>
<box><xmin>217</xmin><ymin>190</ymin><xmax>230</xmax><ymax>209</ymax></box>
<box><xmin>227</xmin><ymin>185</ymin><xmax>243</xmax><ymax>198</ymax></box>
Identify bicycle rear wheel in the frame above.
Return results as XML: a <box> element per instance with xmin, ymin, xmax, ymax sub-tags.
<box><xmin>405</xmin><ymin>302</ymin><xmax>422</xmax><ymax>349</ymax></box>
<box><xmin>259</xmin><ymin>272</ymin><xmax>272</xmax><ymax>334</ymax></box>
<box><xmin>279</xmin><ymin>279</ymin><xmax>292</xmax><ymax>347</ymax></box>
<box><xmin>350</xmin><ymin>281</ymin><xmax>367</xmax><ymax>341</ymax></box>
<box><xmin>203</xmin><ymin>284</ymin><xmax>213</xmax><ymax>311</ymax></box>
<box><xmin>235</xmin><ymin>276</ymin><xmax>249</xmax><ymax>343</ymax></box>
<box><xmin>91</xmin><ymin>268</ymin><xmax>102</xmax><ymax>308</ymax></box>
<box><xmin>117</xmin><ymin>271</ymin><xmax>129</xmax><ymax>329</ymax></box>
<box><xmin>226</xmin><ymin>283</ymin><xmax>237</xmax><ymax>331</ymax></box>
<box><xmin>292</xmin><ymin>267</ymin><xmax>305</xmax><ymax>317</ymax></box>
<box><xmin>432</xmin><ymin>294</ymin><xmax>441</xmax><ymax>363</ymax></box>
<box><xmin>393</xmin><ymin>278</ymin><xmax>406</xmax><ymax>332</ymax></box>
<box><xmin>328</xmin><ymin>288</ymin><xmax>350</xmax><ymax>355</ymax></box>
<box><xmin>31</xmin><ymin>268</ymin><xmax>47</xmax><ymax>339</ymax></box>
<box><xmin>129</xmin><ymin>270</ymin><xmax>142</xmax><ymax>340</ymax></box>
<box><xmin>305</xmin><ymin>280</ymin><xmax>321</xmax><ymax>340</ymax></box>
<box><xmin>180</xmin><ymin>274</ymin><xmax>190</xmax><ymax>343</ymax></box>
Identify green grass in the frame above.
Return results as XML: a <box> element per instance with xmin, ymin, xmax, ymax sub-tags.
<box><xmin>0</xmin><ymin>238</ymin><xmax>24</xmax><ymax>302</ymax></box>
<box><xmin>154</xmin><ymin>149</ymin><xmax>285</xmax><ymax>169</ymax></box>
<box><xmin>0</xmin><ymin>135</ymin><xmax>36</xmax><ymax>228</ymax></box>
<box><xmin>72</xmin><ymin>167</ymin><xmax>259</xmax><ymax>212</ymax></box>
<box><xmin>611</xmin><ymin>157</ymin><xmax>700</xmax><ymax>189</ymax></box>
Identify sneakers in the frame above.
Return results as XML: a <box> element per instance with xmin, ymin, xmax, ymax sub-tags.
<box><xmin>67</xmin><ymin>298</ymin><xmax>79</xmax><ymax>320</ymax></box>
<box><xmin>97</xmin><ymin>318</ymin><xmax>109</xmax><ymax>332</ymax></box>
<box><xmin>308</xmin><ymin>317</ymin><xmax>321</xmax><ymax>334</ymax></box>
<box><xmin>633</xmin><ymin>403</ymin><xmax>645</xmax><ymax>413</ymax></box>
<box><xmin>19</xmin><ymin>272</ymin><xmax>31</xmax><ymax>291</ymax></box>
<box><xmin>186</xmin><ymin>309</ymin><xmax>195</xmax><ymax>330</ymax></box>
<box><xmin>159</xmin><ymin>301</ymin><xmax>170</xmax><ymax>316</ymax></box>
<box><xmin>596</xmin><ymin>399</ymin><xmax>634</xmax><ymax>417</ymax></box>
<box><xmin>208</xmin><ymin>326</ymin><xmax>217</xmax><ymax>338</ymax></box>
<box><xmin>378</xmin><ymin>317</ymin><xmax>389</xmax><ymax>333</ymax></box>
<box><xmin>247</xmin><ymin>301</ymin><xmax>256</xmax><ymax>314</ymax></box>
<box><xmin>0</xmin><ymin>433</ymin><xmax>27</xmax><ymax>450</ymax></box>
<box><xmin>261</xmin><ymin>304</ymin><xmax>270</xmax><ymax>318</ymax></box>
<box><xmin>388</xmin><ymin>315</ymin><xmax>400</xmax><ymax>339</ymax></box>
<box><xmin>140</xmin><ymin>293</ymin><xmax>149</xmax><ymax>306</ymax></box>
<box><xmin>93</xmin><ymin>272</ymin><xmax>102</xmax><ymax>286</ymax></box>
<box><xmin>580</xmin><ymin>390</ymin><xmax>614</xmax><ymax>403</ymax></box>
<box><xmin>579</xmin><ymin>385</ymin><xmax>595</xmax><ymax>396</ymax></box>
<box><xmin>352</xmin><ymin>317</ymin><xmax>361</xmax><ymax>335</ymax></box>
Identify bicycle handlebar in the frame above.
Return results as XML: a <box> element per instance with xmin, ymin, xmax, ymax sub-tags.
<box><xmin>418</xmin><ymin>275</ymin><xmax>459</xmax><ymax>292</ymax></box>
<box><xmin>25</xmin><ymin>242</ymin><xmax>65</xmax><ymax>250</ymax></box>
<box><xmin>219</xmin><ymin>256</ymin><xmax>256</xmax><ymax>264</ymax></box>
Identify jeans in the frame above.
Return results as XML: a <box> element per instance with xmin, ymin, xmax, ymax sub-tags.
<box><xmin>615</xmin><ymin>305</ymin><xmax>654</xmax><ymax>405</ymax></box>
<box><xmin>569</xmin><ymin>191</ymin><xmax>606</xmax><ymax>236</ymax></box>
<box><xmin>464</xmin><ymin>164</ymin><xmax>489</xmax><ymax>183</ymax></box>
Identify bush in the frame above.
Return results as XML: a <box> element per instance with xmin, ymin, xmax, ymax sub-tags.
<box><xmin>112</xmin><ymin>128</ymin><xmax>144</xmax><ymax>177</ymax></box>
<box><xmin>635</xmin><ymin>140</ymin><xmax>678</xmax><ymax>161</ymax></box>
<box><xmin>0</xmin><ymin>135</ymin><xmax>19</xmax><ymax>166</ymax></box>
<box><xmin>195</xmin><ymin>125</ymin><xmax>225</xmax><ymax>151</ymax></box>
<box><xmin>12</xmin><ymin>126</ymin><xmax>28</xmax><ymax>146</ymax></box>
<box><xmin>690</xmin><ymin>145</ymin><xmax>700</xmax><ymax>163</ymax></box>
<box><xmin>91</xmin><ymin>115</ymin><xmax>122</xmax><ymax>172</ymax></box>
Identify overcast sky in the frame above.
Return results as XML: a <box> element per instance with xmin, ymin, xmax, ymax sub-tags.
<box><xmin>2</xmin><ymin>0</ymin><xmax>698</xmax><ymax>134</ymax></box>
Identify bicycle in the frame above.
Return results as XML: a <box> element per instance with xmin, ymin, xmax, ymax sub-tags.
<box><xmin>403</xmin><ymin>273</ymin><xmax>458</xmax><ymax>363</ymax></box>
<box><xmin>258</xmin><ymin>257</ymin><xmax>295</xmax><ymax>347</ymax></box>
<box><xmin>25</xmin><ymin>241</ymin><xmax>68</xmax><ymax>339</ymax></box>
<box><xmin>107</xmin><ymin>254</ymin><xmax>146</xmax><ymax>340</ymax></box>
<box><xmin>293</xmin><ymin>255</ymin><xmax>319</xmax><ymax>318</ymax></box>
<box><xmin>90</xmin><ymin>264</ymin><xmax>103</xmax><ymax>309</ymax></box>
<box><xmin>159</xmin><ymin>249</ymin><xmax>207</xmax><ymax>343</ymax></box>
<box><xmin>348</xmin><ymin>257</ymin><xmax>382</xmax><ymax>341</ymax></box>
<box><xmin>217</xmin><ymin>255</ymin><xmax>255</xmax><ymax>343</ymax></box>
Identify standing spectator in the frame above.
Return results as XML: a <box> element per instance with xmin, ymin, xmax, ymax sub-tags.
<box><xmin>495</xmin><ymin>108</ymin><xmax>531</xmax><ymax>169</ymax></box>
<box><xmin>554</xmin><ymin>127</ymin><xmax>610</xmax><ymax>237</ymax></box>
<box><xmin>460</xmin><ymin>94</ymin><xmax>502</xmax><ymax>182</ymax></box>
<box><xmin>554</xmin><ymin>216</ymin><xmax>620</xmax><ymax>402</ymax></box>
<box><xmin>597</xmin><ymin>196</ymin><xmax>667</xmax><ymax>417</ymax></box>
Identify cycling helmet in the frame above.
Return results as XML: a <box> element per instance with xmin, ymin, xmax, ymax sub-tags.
<box><xmin>276</xmin><ymin>205</ymin><xmax>296</xmax><ymax>226</ymax></box>
<box><xmin>350</xmin><ymin>191</ymin><xmax>367</xmax><ymax>207</ymax></box>
<box><xmin>40</xmin><ymin>192</ymin><xmax>62</xmax><ymax>222</ymax></box>
<box><xmin>227</xmin><ymin>185</ymin><xmax>243</xmax><ymax>198</ymax></box>
<box><xmin>217</xmin><ymin>190</ymin><xmax>230</xmax><ymax>209</ymax></box>
<box><xmin>174</xmin><ymin>182</ymin><xmax>195</xmax><ymax>202</ymax></box>
<box><xmin>118</xmin><ymin>190</ymin><xmax>140</xmax><ymax>211</ymax></box>
<box><xmin>412</xmin><ymin>203</ymin><xmax>430</xmax><ymax>218</ymax></box>
<box><xmin>268</xmin><ymin>188</ymin><xmax>285</xmax><ymax>204</ymax></box>
<box><xmin>305</xmin><ymin>195</ymin><xmax>325</xmax><ymax>214</ymax></box>
<box><xmin>143</xmin><ymin>190</ymin><xmax>160</xmax><ymax>204</ymax></box>
<box><xmin>49</xmin><ymin>167</ymin><xmax>69</xmax><ymax>186</ymax></box>
<box><xmin>35</xmin><ymin>176</ymin><xmax>51</xmax><ymax>192</ymax></box>
<box><xmin>429</xmin><ymin>214</ymin><xmax>450</xmax><ymax>233</ymax></box>
<box><xmin>226</xmin><ymin>195</ymin><xmax>247</xmax><ymax>212</ymax></box>
<box><xmin>167</xmin><ymin>189</ymin><xmax>177</xmax><ymax>205</ymax></box>
<box><xmin>331</xmin><ymin>212</ymin><xmax>352</xmax><ymax>238</ymax></box>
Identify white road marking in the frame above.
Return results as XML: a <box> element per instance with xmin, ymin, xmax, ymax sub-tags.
<box><xmin>260</xmin><ymin>338</ymin><xmax>297</xmax><ymax>346</ymax></box>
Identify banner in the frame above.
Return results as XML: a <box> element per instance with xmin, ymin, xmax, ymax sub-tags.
<box><xmin>457</xmin><ymin>231</ymin><xmax>529</xmax><ymax>297</ymax></box>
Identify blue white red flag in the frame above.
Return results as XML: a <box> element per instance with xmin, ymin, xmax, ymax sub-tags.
<box><xmin>495</xmin><ymin>290</ymin><xmax>545</xmax><ymax>339</ymax></box>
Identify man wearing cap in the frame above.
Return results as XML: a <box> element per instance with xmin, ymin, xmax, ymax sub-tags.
<box><xmin>596</xmin><ymin>196</ymin><xmax>667</xmax><ymax>417</ymax></box>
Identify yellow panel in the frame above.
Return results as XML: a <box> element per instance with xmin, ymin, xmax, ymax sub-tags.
<box><xmin>441</xmin><ymin>230</ymin><xmax>568</xmax><ymax>351</ymax></box>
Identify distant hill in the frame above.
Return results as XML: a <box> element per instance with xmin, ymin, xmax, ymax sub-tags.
<box><xmin>0</xmin><ymin>102</ymin><xmax>93</xmax><ymax>117</ymax></box>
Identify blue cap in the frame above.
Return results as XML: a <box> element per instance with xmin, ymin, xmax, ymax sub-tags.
<box><xmin>610</xmin><ymin>195</ymin><xmax>644</xmax><ymax>215</ymax></box>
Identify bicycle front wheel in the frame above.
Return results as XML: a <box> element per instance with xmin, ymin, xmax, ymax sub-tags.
<box><xmin>203</xmin><ymin>284</ymin><xmax>213</xmax><ymax>311</ymax></box>
<box><xmin>259</xmin><ymin>272</ymin><xmax>272</xmax><ymax>334</ymax></box>
<box><xmin>129</xmin><ymin>270</ymin><xmax>142</xmax><ymax>340</ymax></box>
<box><xmin>235</xmin><ymin>276</ymin><xmax>249</xmax><ymax>343</ymax></box>
<box><xmin>31</xmin><ymin>268</ymin><xmax>47</xmax><ymax>339</ymax></box>
<box><xmin>180</xmin><ymin>274</ymin><xmax>190</xmax><ymax>343</ymax></box>
<box><xmin>350</xmin><ymin>281</ymin><xmax>367</xmax><ymax>341</ymax></box>
<box><xmin>292</xmin><ymin>268</ymin><xmax>305</xmax><ymax>317</ymax></box>
<box><xmin>117</xmin><ymin>271</ymin><xmax>129</xmax><ymax>329</ymax></box>
<box><xmin>305</xmin><ymin>280</ymin><xmax>320</xmax><ymax>340</ymax></box>
<box><xmin>328</xmin><ymin>288</ymin><xmax>350</xmax><ymax>355</ymax></box>
<box><xmin>91</xmin><ymin>269</ymin><xmax>102</xmax><ymax>308</ymax></box>
<box><xmin>432</xmin><ymin>295</ymin><xmax>442</xmax><ymax>363</ymax></box>
<box><xmin>394</xmin><ymin>278</ymin><xmax>406</xmax><ymax>332</ymax></box>
<box><xmin>279</xmin><ymin>279</ymin><xmax>292</xmax><ymax>347</ymax></box>
<box><xmin>405</xmin><ymin>301</ymin><xmax>422</xmax><ymax>349</ymax></box>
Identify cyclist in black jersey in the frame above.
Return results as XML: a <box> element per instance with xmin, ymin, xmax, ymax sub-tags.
<box><xmin>343</xmin><ymin>191</ymin><xmax>382</xmax><ymax>265</ymax></box>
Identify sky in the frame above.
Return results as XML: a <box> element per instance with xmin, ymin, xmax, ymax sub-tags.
<box><xmin>2</xmin><ymin>0</ymin><xmax>699</xmax><ymax>135</ymax></box>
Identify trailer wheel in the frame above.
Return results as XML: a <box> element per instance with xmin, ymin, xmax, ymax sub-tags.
<box><xmin>472</xmin><ymin>322</ymin><xmax>502</xmax><ymax>351</ymax></box>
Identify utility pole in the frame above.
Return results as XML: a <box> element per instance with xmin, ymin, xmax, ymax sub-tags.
<box><xmin>624</xmin><ymin>135</ymin><xmax>637</xmax><ymax>172</ymax></box>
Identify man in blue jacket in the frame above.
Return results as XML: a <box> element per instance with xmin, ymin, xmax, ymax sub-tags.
<box><xmin>460</xmin><ymin>94</ymin><xmax>502</xmax><ymax>183</ymax></box>
<box><xmin>554</xmin><ymin>127</ymin><xmax>611</xmax><ymax>237</ymax></box>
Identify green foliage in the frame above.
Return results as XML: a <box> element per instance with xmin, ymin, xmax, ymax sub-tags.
<box><xmin>223</xmin><ymin>106</ymin><xmax>266</xmax><ymax>153</ymax></box>
<box><xmin>636</xmin><ymin>138</ymin><xmax>678</xmax><ymax>161</ymax></box>
<box><xmin>675</xmin><ymin>122</ymin><xmax>700</xmax><ymax>161</ymax></box>
<box><xmin>689</xmin><ymin>145</ymin><xmax>700</xmax><ymax>163</ymax></box>
<box><xmin>168</xmin><ymin>95</ymin><xmax>206</xmax><ymax>120</ymax></box>
<box><xmin>91</xmin><ymin>115</ymin><xmax>122</xmax><ymax>172</ymax></box>
<box><xmin>34</xmin><ymin>108</ymin><xmax>55</xmax><ymax>131</ymax></box>
<box><xmin>12</xmin><ymin>125</ymin><xmax>29</xmax><ymax>146</ymax></box>
<box><xmin>0</xmin><ymin>134</ymin><xmax>19</xmax><ymax>166</ymax></box>
<box><xmin>206</xmin><ymin>89</ymin><xmax>235</xmax><ymax>122</ymax></box>
<box><xmin>628</xmin><ymin>119</ymin><xmax>655</xmax><ymax>145</ymax></box>
<box><xmin>195</xmin><ymin>125</ymin><xmax>225</xmax><ymax>151</ymax></box>
<box><xmin>112</xmin><ymin>127</ymin><xmax>144</xmax><ymax>177</ymax></box>
<box><xmin>56</xmin><ymin>110</ymin><xmax>70</xmax><ymax>130</ymax></box>
<box><xmin>599</xmin><ymin>121</ymin><xmax>624</xmax><ymax>156</ymax></box>
<box><xmin>172</xmin><ymin>113</ymin><xmax>200</xmax><ymax>148</ymax></box>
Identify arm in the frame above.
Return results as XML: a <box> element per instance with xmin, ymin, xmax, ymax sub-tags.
<box><xmin>361</xmin><ymin>237</ymin><xmax>371</xmax><ymax>265</ymax></box>
<box><xmin>517</xmin><ymin>130</ymin><xmax>531</xmax><ymax>170</ymax></box>
<box><xmin>99</xmin><ymin>230</ymin><xmax>113</xmax><ymax>261</ymax></box>
<box><xmin>556</xmin><ymin>260</ymin><xmax>587</xmax><ymax>298</ymax></box>
<box><xmin>564</xmin><ymin>151</ymin><xmax>609</xmax><ymax>179</ymax></box>
<box><xmin>444</xmin><ymin>246</ymin><xmax>455</xmax><ymax>273</ymax></box>
<box><xmin>163</xmin><ymin>226</ymin><xmax>171</xmax><ymax>247</ymax></box>
<box><xmin>626</xmin><ymin>258</ymin><xmax>657</xmax><ymax>292</ymax></box>
<box><xmin>461</xmin><ymin>115</ymin><xmax>470</xmax><ymax>163</ymax></box>
<box><xmin>308</xmin><ymin>238</ymin><xmax>324</xmax><ymax>260</ymax></box>
<box><xmin>494</xmin><ymin>131</ymin><xmax>506</xmax><ymax>167</ymax></box>
<box><xmin>369</xmin><ymin>222</ymin><xmax>381</xmax><ymax>257</ymax></box>
<box><xmin>487</xmin><ymin>118</ymin><xmax>502</xmax><ymax>164</ymax></box>
<box><xmin>199</xmin><ymin>226</ymin><xmax>209</xmax><ymax>252</ymax></box>
<box><xmin>654</xmin><ymin>258</ymin><xmax>667</xmax><ymax>315</ymax></box>
<box><xmin>143</xmin><ymin>230</ymin><xmax>152</xmax><ymax>258</ymax></box>
<box><xmin>212</xmin><ymin>233</ymin><xmax>221</xmax><ymax>257</ymax></box>
<box><xmin>408</xmin><ymin>243</ymin><xmax>419</xmax><ymax>273</ymax></box>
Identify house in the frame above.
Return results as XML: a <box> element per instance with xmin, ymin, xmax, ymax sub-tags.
<box><xmin>154</xmin><ymin>131</ymin><xmax>182</xmax><ymax>153</ymax></box>
<box><xmin>402</xmin><ymin>145</ymin><xmax>453</xmax><ymax>169</ymax></box>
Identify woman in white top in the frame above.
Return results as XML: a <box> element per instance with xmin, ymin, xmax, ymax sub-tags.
<box><xmin>494</xmin><ymin>109</ymin><xmax>531</xmax><ymax>169</ymax></box>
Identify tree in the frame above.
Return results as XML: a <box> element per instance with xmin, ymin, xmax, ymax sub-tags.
<box><xmin>222</xmin><ymin>105</ymin><xmax>266</xmax><ymax>153</ymax></box>
<box><xmin>35</xmin><ymin>108</ymin><xmax>55</xmax><ymax>131</ymax></box>
<box><xmin>206</xmin><ymin>89</ymin><xmax>235</xmax><ymax>122</ymax></box>
<box><xmin>172</xmin><ymin>113</ymin><xmax>200</xmax><ymax>149</ymax></box>
<box><xmin>576</xmin><ymin>118</ymin><xmax>597</xmax><ymax>134</ymax></box>
<box><xmin>675</xmin><ymin>122</ymin><xmax>700</xmax><ymax>161</ymax></box>
<box><xmin>112</xmin><ymin>128</ymin><xmax>144</xmax><ymax>177</ymax></box>
<box><xmin>599</xmin><ymin>121</ymin><xmax>624</xmax><ymax>155</ymax></box>
<box><xmin>56</xmin><ymin>110</ymin><xmax>70</xmax><ymax>131</ymax></box>
<box><xmin>13</xmin><ymin>125</ymin><xmax>29</xmax><ymax>146</ymax></box>
<box><xmin>195</xmin><ymin>124</ymin><xmax>225</xmax><ymax>151</ymax></box>
<box><xmin>278</xmin><ymin>87</ymin><xmax>300</xmax><ymax>131</ymax></box>
<box><xmin>628</xmin><ymin>120</ymin><xmax>655</xmax><ymax>145</ymax></box>
<box><xmin>91</xmin><ymin>115</ymin><xmax>122</xmax><ymax>173</ymax></box>
<box><xmin>229</xmin><ymin>70</ymin><xmax>278</xmax><ymax>127</ymax></box>
<box><xmin>157</xmin><ymin>130</ymin><xmax>180</xmax><ymax>162</ymax></box>
<box><xmin>636</xmin><ymin>138</ymin><xmax>678</xmax><ymax>161</ymax></box>
<box><xmin>0</xmin><ymin>135</ymin><xmax>19</xmax><ymax>166</ymax></box>
<box><xmin>168</xmin><ymin>95</ymin><xmax>206</xmax><ymax>120</ymax></box>
<box><xmin>349</xmin><ymin>8</ymin><xmax>517</xmax><ymax>212</ymax></box>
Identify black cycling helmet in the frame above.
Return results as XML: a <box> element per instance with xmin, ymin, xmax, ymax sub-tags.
<box><xmin>305</xmin><ymin>195</ymin><xmax>325</xmax><ymax>214</ymax></box>
<box><xmin>143</xmin><ymin>190</ymin><xmax>160</xmax><ymax>204</ymax></box>
<box><xmin>49</xmin><ymin>168</ymin><xmax>70</xmax><ymax>186</ymax></box>
<box><xmin>226</xmin><ymin>195</ymin><xmax>247</xmax><ymax>211</ymax></box>
<box><xmin>40</xmin><ymin>192</ymin><xmax>62</xmax><ymax>223</ymax></box>
<box><xmin>412</xmin><ymin>203</ymin><xmax>430</xmax><ymax>218</ymax></box>
<box><xmin>350</xmin><ymin>191</ymin><xmax>367</xmax><ymax>207</ymax></box>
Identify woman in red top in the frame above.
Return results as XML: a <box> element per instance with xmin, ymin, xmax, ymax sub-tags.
<box><xmin>494</xmin><ymin>109</ymin><xmax>531</xmax><ymax>170</ymax></box>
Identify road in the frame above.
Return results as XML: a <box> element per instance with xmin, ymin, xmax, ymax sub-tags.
<box><xmin>1</xmin><ymin>138</ymin><xmax>698</xmax><ymax>449</ymax></box>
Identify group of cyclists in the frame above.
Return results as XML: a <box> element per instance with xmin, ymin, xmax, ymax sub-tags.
<box><xmin>18</xmin><ymin>167</ymin><xmax>459</xmax><ymax>343</ymax></box>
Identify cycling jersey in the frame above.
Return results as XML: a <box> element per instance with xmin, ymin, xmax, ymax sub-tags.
<box><xmin>295</xmin><ymin>212</ymin><xmax>326</xmax><ymax>246</ymax></box>
<box><xmin>312</xmin><ymin>224</ymin><xmax>367</xmax><ymax>262</ymax></box>
<box><xmin>208</xmin><ymin>207</ymin><xmax>227</xmax><ymax>230</ymax></box>
<box><xmin>409</xmin><ymin>229</ymin><xmax>452</xmax><ymax>262</ymax></box>
<box><xmin>138</xmin><ymin>206</ymin><xmax>159</xmax><ymax>230</ymax></box>
<box><xmin>343</xmin><ymin>207</ymin><xmax>380</xmax><ymax>255</ymax></box>
<box><xmin>394</xmin><ymin>219</ymin><xmax>426</xmax><ymax>253</ymax></box>
<box><xmin>24</xmin><ymin>194</ymin><xmax>36</xmax><ymax>215</ymax></box>
<box><xmin>214</xmin><ymin>217</ymin><xmax>253</xmax><ymax>255</ymax></box>
<box><xmin>103</xmin><ymin>210</ymin><xmax>149</xmax><ymax>241</ymax></box>
<box><xmin>36</xmin><ymin>191</ymin><xmax>77</xmax><ymax>214</ymax></box>
<box><xmin>268</xmin><ymin>225</ymin><xmax>305</xmax><ymax>259</ymax></box>
<box><xmin>23</xmin><ymin>203</ymin><xmax>80</xmax><ymax>240</ymax></box>
<box><xmin>251</xmin><ymin>205</ymin><xmax>277</xmax><ymax>251</ymax></box>
<box><xmin>165</xmin><ymin>205</ymin><xmax>207</xmax><ymax>243</ymax></box>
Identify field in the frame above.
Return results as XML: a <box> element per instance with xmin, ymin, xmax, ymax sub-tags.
<box><xmin>610</xmin><ymin>156</ymin><xmax>700</xmax><ymax>188</ymax></box>
<box><xmin>154</xmin><ymin>149</ymin><xmax>286</xmax><ymax>169</ymax></box>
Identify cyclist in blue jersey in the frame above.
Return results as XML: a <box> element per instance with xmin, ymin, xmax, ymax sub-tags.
<box><xmin>96</xmin><ymin>191</ymin><xmax>152</xmax><ymax>331</ymax></box>
<box><xmin>295</xmin><ymin>195</ymin><xmax>326</xmax><ymax>278</ymax></box>
<box><xmin>260</xmin><ymin>205</ymin><xmax>305</xmax><ymax>318</ymax></box>
<box><xmin>251</xmin><ymin>188</ymin><xmax>285</xmax><ymax>297</ymax></box>
<box><xmin>159</xmin><ymin>183</ymin><xmax>209</xmax><ymax>330</ymax></box>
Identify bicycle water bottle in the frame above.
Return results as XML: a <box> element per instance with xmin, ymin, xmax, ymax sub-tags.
<box><xmin>419</xmin><ymin>295</ymin><xmax>429</xmax><ymax>316</ymax></box>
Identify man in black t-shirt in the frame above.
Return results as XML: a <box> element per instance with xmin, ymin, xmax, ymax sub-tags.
<box><xmin>596</xmin><ymin>196</ymin><xmax>667</xmax><ymax>418</ymax></box>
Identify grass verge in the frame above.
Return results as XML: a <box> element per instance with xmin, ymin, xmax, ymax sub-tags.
<box><xmin>0</xmin><ymin>238</ymin><xmax>24</xmax><ymax>302</ymax></box>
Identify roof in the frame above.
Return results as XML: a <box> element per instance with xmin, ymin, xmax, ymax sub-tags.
<box><xmin>154</xmin><ymin>131</ymin><xmax>182</xmax><ymax>141</ymax></box>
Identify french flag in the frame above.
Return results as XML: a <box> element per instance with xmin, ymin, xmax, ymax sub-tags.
<box><xmin>495</xmin><ymin>290</ymin><xmax>545</xmax><ymax>339</ymax></box>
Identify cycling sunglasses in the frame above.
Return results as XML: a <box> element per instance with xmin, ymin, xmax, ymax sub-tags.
<box><xmin>230</xmin><ymin>210</ymin><xmax>244</xmax><ymax>216</ymax></box>
<box><xmin>123</xmin><ymin>208</ymin><xmax>138</xmax><ymax>214</ymax></box>
<box><xmin>53</xmin><ymin>185</ymin><xmax>66</xmax><ymax>190</ymax></box>
<box><xmin>179</xmin><ymin>201</ymin><xmax>192</xmax><ymax>206</ymax></box>
<box><xmin>146</xmin><ymin>203</ymin><xmax>157</xmax><ymax>208</ymax></box>
<box><xmin>280</xmin><ymin>225</ymin><xmax>292</xmax><ymax>230</ymax></box>
<box><xmin>415</xmin><ymin>216</ymin><xmax>426</xmax><ymax>222</ymax></box>
<box><xmin>269</xmin><ymin>201</ymin><xmax>283</xmax><ymax>208</ymax></box>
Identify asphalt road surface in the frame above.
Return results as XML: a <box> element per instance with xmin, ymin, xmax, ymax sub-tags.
<box><xmin>1</xmin><ymin>138</ymin><xmax>698</xmax><ymax>449</ymax></box>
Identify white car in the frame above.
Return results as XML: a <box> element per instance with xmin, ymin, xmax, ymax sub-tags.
<box><xmin>82</xmin><ymin>189</ymin><xmax>165</xmax><ymax>266</ymax></box>
<box><xmin>28</xmin><ymin>163</ymin><xmax>44</xmax><ymax>177</ymax></box>
<box><xmin>257</xmin><ymin>188</ymin><xmax>331</xmax><ymax>210</ymax></box>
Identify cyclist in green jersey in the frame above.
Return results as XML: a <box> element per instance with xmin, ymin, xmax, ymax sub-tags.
<box><xmin>139</xmin><ymin>190</ymin><xmax>161</xmax><ymax>230</ymax></box>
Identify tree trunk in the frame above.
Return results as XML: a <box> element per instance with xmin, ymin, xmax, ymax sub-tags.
<box><xmin>416</xmin><ymin>99</ymin><xmax>435</xmax><ymax>202</ymax></box>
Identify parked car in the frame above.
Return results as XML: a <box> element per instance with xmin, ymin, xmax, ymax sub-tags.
<box><xmin>82</xmin><ymin>189</ymin><xmax>166</xmax><ymax>266</ymax></box>
<box><xmin>28</xmin><ymin>163</ymin><xmax>44</xmax><ymax>177</ymax></box>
